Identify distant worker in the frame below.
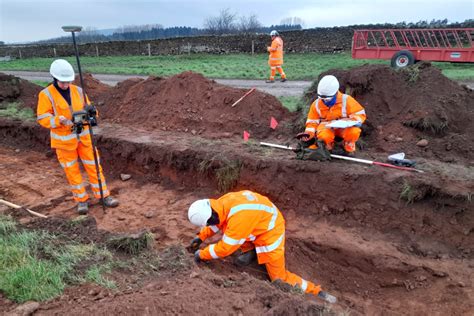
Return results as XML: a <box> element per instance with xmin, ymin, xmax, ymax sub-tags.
<box><xmin>299</xmin><ymin>75</ymin><xmax>366</xmax><ymax>155</ymax></box>
<box><xmin>36</xmin><ymin>59</ymin><xmax>119</xmax><ymax>214</ymax></box>
<box><xmin>266</xmin><ymin>30</ymin><xmax>287</xmax><ymax>83</ymax></box>
<box><xmin>188</xmin><ymin>190</ymin><xmax>337</xmax><ymax>303</ymax></box>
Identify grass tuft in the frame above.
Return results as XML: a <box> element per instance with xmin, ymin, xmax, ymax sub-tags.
<box><xmin>106</xmin><ymin>230</ymin><xmax>154</xmax><ymax>255</ymax></box>
<box><xmin>0</xmin><ymin>102</ymin><xmax>35</xmax><ymax>121</ymax></box>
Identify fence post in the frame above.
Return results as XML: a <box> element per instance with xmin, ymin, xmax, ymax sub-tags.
<box><xmin>96</xmin><ymin>45</ymin><xmax>99</xmax><ymax>57</ymax></box>
<box><xmin>53</xmin><ymin>47</ymin><xmax>57</xmax><ymax>57</ymax></box>
<box><xmin>147</xmin><ymin>43</ymin><xmax>151</xmax><ymax>57</ymax></box>
<box><xmin>18</xmin><ymin>49</ymin><xmax>22</xmax><ymax>59</ymax></box>
<box><xmin>188</xmin><ymin>42</ymin><xmax>191</xmax><ymax>55</ymax></box>
<box><xmin>251</xmin><ymin>40</ymin><xmax>255</xmax><ymax>55</ymax></box>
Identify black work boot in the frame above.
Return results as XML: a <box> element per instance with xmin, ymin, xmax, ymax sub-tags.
<box><xmin>234</xmin><ymin>250</ymin><xmax>257</xmax><ymax>266</ymax></box>
<box><xmin>102</xmin><ymin>196</ymin><xmax>119</xmax><ymax>208</ymax></box>
<box><xmin>265</xmin><ymin>79</ymin><xmax>275</xmax><ymax>84</ymax></box>
<box><xmin>77</xmin><ymin>201</ymin><xmax>89</xmax><ymax>215</ymax></box>
<box><xmin>280</xmin><ymin>78</ymin><xmax>287</xmax><ymax>82</ymax></box>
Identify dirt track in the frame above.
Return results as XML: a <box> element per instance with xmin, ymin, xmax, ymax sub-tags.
<box><xmin>1</xmin><ymin>65</ymin><xmax>473</xmax><ymax>315</ymax></box>
<box><xmin>2</xmin><ymin>70</ymin><xmax>312</xmax><ymax>97</ymax></box>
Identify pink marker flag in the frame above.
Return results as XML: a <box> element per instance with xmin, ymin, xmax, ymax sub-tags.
<box><xmin>243</xmin><ymin>131</ymin><xmax>250</xmax><ymax>141</ymax></box>
<box><xmin>270</xmin><ymin>117</ymin><xmax>279</xmax><ymax>129</ymax></box>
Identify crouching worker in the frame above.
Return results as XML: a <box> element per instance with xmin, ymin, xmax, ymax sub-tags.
<box><xmin>36</xmin><ymin>59</ymin><xmax>119</xmax><ymax>214</ymax></box>
<box><xmin>187</xmin><ymin>190</ymin><xmax>337</xmax><ymax>303</ymax></box>
<box><xmin>298</xmin><ymin>75</ymin><xmax>366</xmax><ymax>157</ymax></box>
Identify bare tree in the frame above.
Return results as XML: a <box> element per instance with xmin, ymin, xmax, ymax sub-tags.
<box><xmin>204</xmin><ymin>8</ymin><xmax>238</xmax><ymax>35</ymax></box>
<box><xmin>238</xmin><ymin>14</ymin><xmax>262</xmax><ymax>33</ymax></box>
<box><xmin>280</xmin><ymin>17</ymin><xmax>305</xmax><ymax>28</ymax></box>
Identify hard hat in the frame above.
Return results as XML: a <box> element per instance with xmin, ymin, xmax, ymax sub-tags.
<box><xmin>50</xmin><ymin>59</ymin><xmax>75</xmax><ymax>82</ymax></box>
<box><xmin>317</xmin><ymin>75</ymin><xmax>339</xmax><ymax>97</ymax></box>
<box><xmin>188</xmin><ymin>199</ymin><xmax>212</xmax><ymax>227</ymax></box>
<box><xmin>270</xmin><ymin>30</ymin><xmax>279</xmax><ymax>36</ymax></box>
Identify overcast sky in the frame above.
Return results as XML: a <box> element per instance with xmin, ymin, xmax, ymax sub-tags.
<box><xmin>0</xmin><ymin>0</ymin><xmax>472</xmax><ymax>43</ymax></box>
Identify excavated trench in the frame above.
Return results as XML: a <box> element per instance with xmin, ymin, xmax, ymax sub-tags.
<box><xmin>1</xmin><ymin>118</ymin><xmax>472</xmax><ymax>315</ymax></box>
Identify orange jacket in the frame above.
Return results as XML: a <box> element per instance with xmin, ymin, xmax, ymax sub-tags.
<box><xmin>198</xmin><ymin>191</ymin><xmax>285</xmax><ymax>264</ymax></box>
<box><xmin>267</xmin><ymin>36</ymin><xmax>284</xmax><ymax>66</ymax></box>
<box><xmin>305</xmin><ymin>92</ymin><xmax>366</xmax><ymax>135</ymax></box>
<box><xmin>37</xmin><ymin>84</ymin><xmax>92</xmax><ymax>151</ymax></box>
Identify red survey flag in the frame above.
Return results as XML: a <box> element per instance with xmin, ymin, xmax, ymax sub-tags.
<box><xmin>243</xmin><ymin>131</ymin><xmax>250</xmax><ymax>141</ymax></box>
<box><xmin>270</xmin><ymin>117</ymin><xmax>279</xmax><ymax>129</ymax></box>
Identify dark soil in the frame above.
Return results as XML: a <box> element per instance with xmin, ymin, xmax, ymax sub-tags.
<box><xmin>0</xmin><ymin>72</ymin><xmax>43</xmax><ymax>109</ymax></box>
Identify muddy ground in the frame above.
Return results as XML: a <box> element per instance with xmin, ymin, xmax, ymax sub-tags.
<box><xmin>0</xmin><ymin>65</ymin><xmax>473</xmax><ymax>315</ymax></box>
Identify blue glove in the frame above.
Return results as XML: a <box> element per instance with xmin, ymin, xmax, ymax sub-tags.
<box><xmin>194</xmin><ymin>250</ymin><xmax>202</xmax><ymax>263</ymax></box>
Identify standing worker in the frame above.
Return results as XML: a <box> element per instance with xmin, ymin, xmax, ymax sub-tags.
<box><xmin>299</xmin><ymin>75</ymin><xmax>366</xmax><ymax>155</ymax></box>
<box><xmin>266</xmin><ymin>30</ymin><xmax>287</xmax><ymax>83</ymax></box>
<box><xmin>36</xmin><ymin>59</ymin><xmax>119</xmax><ymax>214</ymax></box>
<box><xmin>188</xmin><ymin>190</ymin><xmax>337</xmax><ymax>303</ymax></box>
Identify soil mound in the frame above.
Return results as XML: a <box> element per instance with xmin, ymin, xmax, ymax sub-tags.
<box><xmin>0</xmin><ymin>73</ymin><xmax>42</xmax><ymax>109</ymax></box>
<box><xmin>73</xmin><ymin>73</ymin><xmax>112</xmax><ymax>102</ymax></box>
<box><xmin>305</xmin><ymin>63</ymin><xmax>474</xmax><ymax>163</ymax></box>
<box><xmin>99</xmin><ymin>71</ymin><xmax>296</xmax><ymax>139</ymax></box>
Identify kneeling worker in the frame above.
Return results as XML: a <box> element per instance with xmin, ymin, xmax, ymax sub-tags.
<box><xmin>300</xmin><ymin>75</ymin><xmax>366</xmax><ymax>155</ymax></box>
<box><xmin>188</xmin><ymin>190</ymin><xmax>336</xmax><ymax>303</ymax></box>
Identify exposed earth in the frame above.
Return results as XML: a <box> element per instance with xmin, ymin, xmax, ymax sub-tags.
<box><xmin>0</xmin><ymin>64</ymin><xmax>473</xmax><ymax>315</ymax></box>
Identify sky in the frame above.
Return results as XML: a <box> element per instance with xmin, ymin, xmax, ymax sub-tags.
<box><xmin>0</xmin><ymin>0</ymin><xmax>472</xmax><ymax>43</ymax></box>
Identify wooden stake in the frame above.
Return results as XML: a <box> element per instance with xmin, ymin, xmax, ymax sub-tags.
<box><xmin>0</xmin><ymin>199</ymin><xmax>48</xmax><ymax>218</ymax></box>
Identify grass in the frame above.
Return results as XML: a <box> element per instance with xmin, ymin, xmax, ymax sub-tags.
<box><xmin>30</xmin><ymin>80</ymin><xmax>50</xmax><ymax>87</ymax></box>
<box><xmin>1</xmin><ymin>53</ymin><xmax>472</xmax><ymax>80</ymax></box>
<box><xmin>199</xmin><ymin>154</ymin><xmax>242</xmax><ymax>192</ymax></box>
<box><xmin>278</xmin><ymin>96</ymin><xmax>304</xmax><ymax>112</ymax></box>
<box><xmin>0</xmin><ymin>101</ymin><xmax>35</xmax><ymax>120</ymax></box>
<box><xmin>0</xmin><ymin>215</ymin><xmax>114</xmax><ymax>303</ymax></box>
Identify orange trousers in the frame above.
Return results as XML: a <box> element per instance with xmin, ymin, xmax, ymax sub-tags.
<box><xmin>55</xmin><ymin>142</ymin><xmax>109</xmax><ymax>202</ymax></box>
<box><xmin>317</xmin><ymin>126</ymin><xmax>361</xmax><ymax>152</ymax></box>
<box><xmin>270</xmin><ymin>66</ymin><xmax>286</xmax><ymax>80</ymax></box>
<box><xmin>240</xmin><ymin>242</ymin><xmax>321</xmax><ymax>295</ymax></box>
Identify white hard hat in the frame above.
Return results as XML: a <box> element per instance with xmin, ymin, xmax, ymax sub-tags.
<box><xmin>270</xmin><ymin>30</ymin><xmax>278</xmax><ymax>36</ymax></box>
<box><xmin>50</xmin><ymin>59</ymin><xmax>75</xmax><ymax>82</ymax></box>
<box><xmin>317</xmin><ymin>75</ymin><xmax>340</xmax><ymax>97</ymax></box>
<box><xmin>188</xmin><ymin>199</ymin><xmax>212</xmax><ymax>227</ymax></box>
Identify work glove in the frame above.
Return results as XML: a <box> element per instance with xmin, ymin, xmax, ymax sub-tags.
<box><xmin>296</xmin><ymin>132</ymin><xmax>314</xmax><ymax>142</ymax></box>
<box><xmin>58</xmin><ymin>115</ymin><xmax>69</xmax><ymax>125</ymax></box>
<box><xmin>194</xmin><ymin>250</ymin><xmax>202</xmax><ymax>263</ymax></box>
<box><xmin>189</xmin><ymin>237</ymin><xmax>202</xmax><ymax>251</ymax></box>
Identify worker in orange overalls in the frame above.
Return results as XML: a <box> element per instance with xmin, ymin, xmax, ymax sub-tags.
<box><xmin>188</xmin><ymin>190</ymin><xmax>337</xmax><ymax>303</ymax></box>
<box><xmin>37</xmin><ymin>59</ymin><xmax>119</xmax><ymax>214</ymax></box>
<box><xmin>266</xmin><ymin>30</ymin><xmax>287</xmax><ymax>83</ymax></box>
<box><xmin>299</xmin><ymin>75</ymin><xmax>366</xmax><ymax>155</ymax></box>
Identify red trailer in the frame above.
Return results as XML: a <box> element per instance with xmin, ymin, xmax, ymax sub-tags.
<box><xmin>352</xmin><ymin>28</ymin><xmax>474</xmax><ymax>68</ymax></box>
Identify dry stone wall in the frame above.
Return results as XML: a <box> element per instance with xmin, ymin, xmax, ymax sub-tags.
<box><xmin>0</xmin><ymin>27</ymin><xmax>354</xmax><ymax>59</ymax></box>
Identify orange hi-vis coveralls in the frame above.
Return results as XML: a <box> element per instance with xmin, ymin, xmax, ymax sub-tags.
<box><xmin>305</xmin><ymin>92</ymin><xmax>366</xmax><ymax>152</ymax></box>
<box><xmin>267</xmin><ymin>36</ymin><xmax>286</xmax><ymax>81</ymax></box>
<box><xmin>197</xmin><ymin>190</ymin><xmax>322</xmax><ymax>295</ymax></box>
<box><xmin>37</xmin><ymin>84</ymin><xmax>110</xmax><ymax>203</ymax></box>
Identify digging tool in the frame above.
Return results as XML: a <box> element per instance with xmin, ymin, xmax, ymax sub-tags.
<box><xmin>62</xmin><ymin>25</ymin><xmax>106</xmax><ymax>213</ymax></box>
<box><xmin>0</xmin><ymin>198</ymin><xmax>48</xmax><ymax>218</ymax></box>
<box><xmin>259</xmin><ymin>142</ymin><xmax>424</xmax><ymax>173</ymax></box>
<box><xmin>231</xmin><ymin>88</ymin><xmax>256</xmax><ymax>107</ymax></box>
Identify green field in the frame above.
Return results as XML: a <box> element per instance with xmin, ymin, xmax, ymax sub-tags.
<box><xmin>1</xmin><ymin>53</ymin><xmax>473</xmax><ymax>80</ymax></box>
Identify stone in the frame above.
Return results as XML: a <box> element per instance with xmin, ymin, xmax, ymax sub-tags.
<box><xmin>10</xmin><ymin>301</ymin><xmax>40</xmax><ymax>316</ymax></box>
<box><xmin>144</xmin><ymin>211</ymin><xmax>155</xmax><ymax>219</ymax></box>
<box><xmin>416</xmin><ymin>139</ymin><xmax>429</xmax><ymax>147</ymax></box>
<box><xmin>120</xmin><ymin>173</ymin><xmax>132</xmax><ymax>181</ymax></box>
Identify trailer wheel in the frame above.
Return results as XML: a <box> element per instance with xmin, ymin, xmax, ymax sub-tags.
<box><xmin>391</xmin><ymin>50</ymin><xmax>415</xmax><ymax>68</ymax></box>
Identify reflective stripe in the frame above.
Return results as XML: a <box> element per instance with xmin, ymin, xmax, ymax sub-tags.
<box><xmin>210</xmin><ymin>225</ymin><xmax>220</xmax><ymax>233</ymax></box>
<box><xmin>270</xmin><ymin>67</ymin><xmax>277</xmax><ymax>69</ymax></box>
<box><xmin>209</xmin><ymin>244</ymin><xmax>219</xmax><ymax>259</ymax></box>
<box><xmin>353</xmin><ymin>109</ymin><xmax>366</xmax><ymax>115</ymax></box>
<box><xmin>305</xmin><ymin>127</ymin><xmax>316</xmax><ymax>133</ymax></box>
<box><xmin>71</xmin><ymin>183</ymin><xmax>84</xmax><ymax>190</ymax></box>
<box><xmin>50</xmin><ymin>116</ymin><xmax>57</xmax><ymax>128</ymax></box>
<box><xmin>37</xmin><ymin>113</ymin><xmax>52</xmax><ymax>120</ymax></box>
<box><xmin>248</xmin><ymin>234</ymin><xmax>256</xmax><ymax>241</ymax></box>
<box><xmin>301</xmin><ymin>279</ymin><xmax>308</xmax><ymax>291</ymax></box>
<box><xmin>81</xmin><ymin>158</ymin><xmax>98</xmax><ymax>165</ymax></box>
<box><xmin>315</xmin><ymin>100</ymin><xmax>322</xmax><ymax>117</ymax></box>
<box><xmin>229</xmin><ymin>203</ymin><xmax>278</xmax><ymax>231</ymax></box>
<box><xmin>341</xmin><ymin>94</ymin><xmax>348</xmax><ymax>118</ymax></box>
<box><xmin>93</xmin><ymin>189</ymin><xmax>109</xmax><ymax>196</ymax></box>
<box><xmin>222</xmin><ymin>234</ymin><xmax>245</xmax><ymax>246</ymax></box>
<box><xmin>42</xmin><ymin>88</ymin><xmax>58</xmax><ymax>116</ymax></box>
<box><xmin>267</xmin><ymin>204</ymin><xmax>278</xmax><ymax>230</ymax></box>
<box><xmin>60</xmin><ymin>159</ymin><xmax>77</xmax><ymax>168</ymax></box>
<box><xmin>73</xmin><ymin>191</ymin><xmax>87</xmax><ymax>198</ymax></box>
<box><xmin>50</xmin><ymin>129</ymin><xmax>89</xmax><ymax>142</ymax></box>
<box><xmin>255</xmin><ymin>233</ymin><xmax>284</xmax><ymax>254</ymax></box>
<box><xmin>306</xmin><ymin>119</ymin><xmax>320</xmax><ymax>124</ymax></box>
<box><xmin>76</xmin><ymin>86</ymin><xmax>85</xmax><ymax>105</ymax></box>
<box><xmin>270</xmin><ymin>58</ymin><xmax>283</xmax><ymax>61</ymax></box>
<box><xmin>90</xmin><ymin>182</ymin><xmax>107</xmax><ymax>189</ymax></box>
